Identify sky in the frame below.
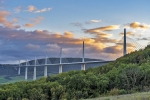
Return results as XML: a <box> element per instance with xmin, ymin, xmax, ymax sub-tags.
<box><xmin>0</xmin><ymin>0</ymin><xmax>150</xmax><ymax>64</ymax></box>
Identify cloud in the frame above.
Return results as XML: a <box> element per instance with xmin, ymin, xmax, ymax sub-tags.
<box><xmin>116</xmin><ymin>43</ymin><xmax>136</xmax><ymax>48</ymax></box>
<box><xmin>0</xmin><ymin>10</ymin><xmax>10</xmax><ymax>24</ymax></box>
<box><xmin>24</xmin><ymin>23</ymin><xmax>34</xmax><ymax>27</ymax></box>
<box><xmin>0</xmin><ymin>25</ymin><xmax>142</xmax><ymax>63</ymax></box>
<box><xmin>15</xmin><ymin>25</ymin><xmax>21</xmax><ymax>28</ymax></box>
<box><xmin>84</xmin><ymin>25</ymin><xmax>119</xmax><ymax>43</ymax></box>
<box><xmin>129</xmin><ymin>22</ymin><xmax>150</xmax><ymax>29</ymax></box>
<box><xmin>0</xmin><ymin>10</ymin><xmax>21</xmax><ymax>28</ymax></box>
<box><xmin>71</xmin><ymin>22</ymin><xmax>82</xmax><ymax>27</ymax></box>
<box><xmin>45</xmin><ymin>44</ymin><xmax>60</xmax><ymax>53</ymax></box>
<box><xmin>136</xmin><ymin>37</ymin><xmax>150</xmax><ymax>41</ymax></box>
<box><xmin>26</xmin><ymin>5</ymin><xmax>51</xmax><ymax>13</ymax></box>
<box><xmin>90</xmin><ymin>20</ymin><xmax>101</xmax><ymax>23</ymax></box>
<box><xmin>102</xmin><ymin>45</ymin><xmax>123</xmax><ymax>54</ymax></box>
<box><xmin>31</xmin><ymin>16</ymin><xmax>44</xmax><ymax>23</ymax></box>
<box><xmin>63</xmin><ymin>31</ymin><xmax>74</xmax><ymax>38</ymax></box>
<box><xmin>14</xmin><ymin>6</ymin><xmax>22</xmax><ymax>13</ymax></box>
<box><xmin>26</xmin><ymin>5</ymin><xmax>36</xmax><ymax>12</ymax></box>
<box><xmin>34</xmin><ymin>8</ymin><xmax>51</xmax><ymax>13</ymax></box>
<box><xmin>85</xmin><ymin>20</ymin><xmax>102</xmax><ymax>24</ymax></box>
<box><xmin>25</xmin><ymin>44</ymin><xmax>40</xmax><ymax>50</ymax></box>
<box><xmin>23</xmin><ymin>16</ymin><xmax>44</xmax><ymax>27</ymax></box>
<box><xmin>119</xmin><ymin>31</ymin><xmax>139</xmax><ymax>37</ymax></box>
<box><xmin>85</xmin><ymin>25</ymin><xmax>120</xmax><ymax>33</ymax></box>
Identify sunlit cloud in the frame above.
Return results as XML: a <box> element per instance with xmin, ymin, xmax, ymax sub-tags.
<box><xmin>0</xmin><ymin>10</ymin><xmax>21</xmax><ymax>28</ymax></box>
<box><xmin>119</xmin><ymin>31</ymin><xmax>140</xmax><ymax>37</ymax></box>
<box><xmin>23</xmin><ymin>23</ymin><xmax>34</xmax><ymax>27</ymax></box>
<box><xmin>84</xmin><ymin>25</ymin><xmax>119</xmax><ymax>43</ymax></box>
<box><xmin>116</xmin><ymin>43</ymin><xmax>136</xmax><ymax>48</ymax></box>
<box><xmin>63</xmin><ymin>31</ymin><xmax>74</xmax><ymax>38</ymax></box>
<box><xmin>0</xmin><ymin>23</ymin><xmax>139</xmax><ymax>63</ymax></box>
<box><xmin>0</xmin><ymin>26</ymin><xmax>121</xmax><ymax>63</ymax></box>
<box><xmin>23</xmin><ymin>16</ymin><xmax>44</xmax><ymax>27</ymax></box>
<box><xmin>85</xmin><ymin>25</ymin><xmax>120</xmax><ymax>33</ymax></box>
<box><xmin>26</xmin><ymin>5</ymin><xmax>36</xmax><ymax>12</ymax></box>
<box><xmin>129</xmin><ymin>22</ymin><xmax>150</xmax><ymax>29</ymax></box>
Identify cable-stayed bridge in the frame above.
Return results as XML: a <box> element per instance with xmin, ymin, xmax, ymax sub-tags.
<box><xmin>16</xmin><ymin>29</ymin><xmax>145</xmax><ymax>80</ymax></box>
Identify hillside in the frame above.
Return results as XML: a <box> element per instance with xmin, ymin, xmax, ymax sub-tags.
<box><xmin>0</xmin><ymin>45</ymin><xmax>150</xmax><ymax>100</ymax></box>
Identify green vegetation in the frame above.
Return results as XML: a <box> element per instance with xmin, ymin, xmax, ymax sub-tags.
<box><xmin>1</xmin><ymin>45</ymin><xmax>150</xmax><ymax>99</ymax></box>
<box><xmin>0</xmin><ymin>75</ymin><xmax>25</xmax><ymax>84</ymax></box>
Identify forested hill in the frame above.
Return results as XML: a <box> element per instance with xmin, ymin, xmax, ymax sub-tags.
<box><xmin>1</xmin><ymin>45</ymin><xmax>150</xmax><ymax>100</ymax></box>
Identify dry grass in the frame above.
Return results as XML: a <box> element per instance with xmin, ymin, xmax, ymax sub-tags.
<box><xmin>84</xmin><ymin>92</ymin><xmax>150</xmax><ymax>100</ymax></box>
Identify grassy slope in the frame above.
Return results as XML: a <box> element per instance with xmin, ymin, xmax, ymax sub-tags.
<box><xmin>0</xmin><ymin>76</ymin><xmax>26</xmax><ymax>84</ymax></box>
<box><xmin>84</xmin><ymin>92</ymin><xmax>150</xmax><ymax>100</ymax></box>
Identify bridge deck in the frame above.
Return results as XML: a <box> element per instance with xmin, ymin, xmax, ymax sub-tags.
<box><xmin>19</xmin><ymin>60</ymin><xmax>113</xmax><ymax>67</ymax></box>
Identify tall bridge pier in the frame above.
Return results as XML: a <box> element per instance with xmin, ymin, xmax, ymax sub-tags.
<box><xmin>123</xmin><ymin>28</ymin><xmax>127</xmax><ymax>55</ymax></box>
<box><xmin>44</xmin><ymin>55</ymin><xmax>48</xmax><ymax>77</ymax></box>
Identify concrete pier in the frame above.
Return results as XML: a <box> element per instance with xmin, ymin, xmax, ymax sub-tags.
<box><xmin>33</xmin><ymin>66</ymin><xmax>36</xmax><ymax>80</ymax></box>
<box><xmin>18</xmin><ymin>67</ymin><xmax>20</xmax><ymax>75</ymax></box>
<box><xmin>59</xmin><ymin>47</ymin><xmax>62</xmax><ymax>73</ymax></box>
<box><xmin>81</xmin><ymin>63</ymin><xmax>85</xmax><ymax>70</ymax></box>
<box><xmin>25</xmin><ymin>66</ymin><xmax>28</xmax><ymax>80</ymax></box>
<box><xmin>59</xmin><ymin>65</ymin><xmax>62</xmax><ymax>73</ymax></box>
<box><xmin>44</xmin><ymin>66</ymin><xmax>47</xmax><ymax>77</ymax></box>
<box><xmin>81</xmin><ymin>41</ymin><xmax>86</xmax><ymax>70</ymax></box>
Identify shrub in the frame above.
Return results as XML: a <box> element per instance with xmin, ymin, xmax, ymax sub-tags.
<box><xmin>109</xmin><ymin>88</ymin><xmax>119</xmax><ymax>95</ymax></box>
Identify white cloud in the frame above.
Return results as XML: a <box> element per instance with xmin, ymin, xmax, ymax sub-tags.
<box><xmin>25</xmin><ymin>44</ymin><xmax>40</xmax><ymax>50</ymax></box>
<box><xmin>26</xmin><ymin>5</ymin><xmax>36</xmax><ymax>12</ymax></box>
<box><xmin>14</xmin><ymin>6</ymin><xmax>22</xmax><ymax>13</ymax></box>
<box><xmin>34</xmin><ymin>7</ymin><xmax>51</xmax><ymax>13</ymax></box>
<box><xmin>26</xmin><ymin>5</ymin><xmax>51</xmax><ymax>13</ymax></box>
<box><xmin>90</xmin><ymin>20</ymin><xmax>101</xmax><ymax>23</ymax></box>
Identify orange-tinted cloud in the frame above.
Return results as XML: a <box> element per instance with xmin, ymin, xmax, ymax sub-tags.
<box><xmin>26</xmin><ymin>5</ymin><xmax>36</xmax><ymax>12</ymax></box>
<box><xmin>85</xmin><ymin>25</ymin><xmax>120</xmax><ymax>33</ymax></box>
<box><xmin>0</xmin><ymin>26</ymin><xmax>144</xmax><ymax>62</ymax></box>
<box><xmin>0</xmin><ymin>10</ymin><xmax>21</xmax><ymax>28</ymax></box>
<box><xmin>23</xmin><ymin>16</ymin><xmax>44</xmax><ymax>27</ymax></box>
<box><xmin>84</xmin><ymin>25</ymin><xmax>119</xmax><ymax>43</ymax></box>
<box><xmin>129</xmin><ymin>22</ymin><xmax>150</xmax><ymax>29</ymax></box>
<box><xmin>63</xmin><ymin>31</ymin><xmax>74</xmax><ymax>38</ymax></box>
<box><xmin>24</xmin><ymin>23</ymin><xmax>34</xmax><ymax>27</ymax></box>
<box><xmin>119</xmin><ymin>31</ymin><xmax>139</xmax><ymax>36</ymax></box>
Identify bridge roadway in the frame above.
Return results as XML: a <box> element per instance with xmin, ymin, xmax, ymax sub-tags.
<box><xmin>17</xmin><ymin>60</ymin><xmax>113</xmax><ymax>80</ymax></box>
<box><xmin>20</xmin><ymin>60</ymin><xmax>113</xmax><ymax>67</ymax></box>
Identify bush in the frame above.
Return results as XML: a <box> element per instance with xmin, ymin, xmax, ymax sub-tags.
<box><xmin>118</xmin><ymin>89</ymin><xmax>127</xmax><ymax>95</ymax></box>
<box><xmin>109</xmin><ymin>88</ymin><xmax>119</xmax><ymax>95</ymax></box>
